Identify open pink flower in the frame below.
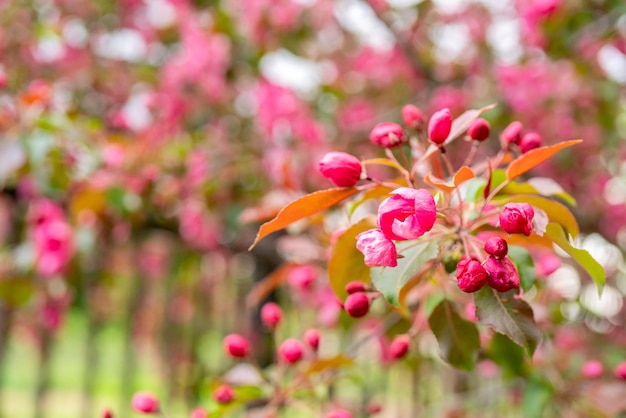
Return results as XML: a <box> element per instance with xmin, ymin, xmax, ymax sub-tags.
<box><xmin>377</xmin><ymin>188</ymin><xmax>436</xmax><ymax>241</ymax></box>
<box><xmin>356</xmin><ymin>229</ymin><xmax>397</xmax><ymax>267</ymax></box>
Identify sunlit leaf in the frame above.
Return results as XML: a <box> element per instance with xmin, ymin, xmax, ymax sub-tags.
<box><xmin>248</xmin><ymin>188</ymin><xmax>360</xmax><ymax>250</ymax></box>
<box><xmin>474</xmin><ymin>288</ymin><xmax>542</xmax><ymax>356</ymax></box>
<box><xmin>371</xmin><ymin>240</ymin><xmax>438</xmax><ymax>308</ymax></box>
<box><xmin>428</xmin><ymin>299</ymin><xmax>480</xmax><ymax>371</ymax></box>
<box><xmin>424</xmin><ymin>166</ymin><xmax>475</xmax><ymax>193</ymax></box>
<box><xmin>306</xmin><ymin>355</ymin><xmax>353</xmax><ymax>376</ymax></box>
<box><xmin>545</xmin><ymin>223</ymin><xmax>605</xmax><ymax>294</ymax></box>
<box><xmin>328</xmin><ymin>218</ymin><xmax>375</xmax><ymax>300</ymax></box>
<box><xmin>506</xmin><ymin>140</ymin><xmax>582</xmax><ymax>181</ymax></box>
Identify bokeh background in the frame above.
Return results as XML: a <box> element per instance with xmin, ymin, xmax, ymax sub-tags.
<box><xmin>1</xmin><ymin>0</ymin><xmax>626</xmax><ymax>416</ymax></box>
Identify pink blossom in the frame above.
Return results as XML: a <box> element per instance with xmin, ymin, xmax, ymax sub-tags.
<box><xmin>279</xmin><ymin>338</ymin><xmax>304</xmax><ymax>364</ymax></box>
<box><xmin>484</xmin><ymin>237</ymin><xmax>508</xmax><ymax>259</ymax></box>
<box><xmin>468</xmin><ymin>118</ymin><xmax>490</xmax><ymax>142</ymax></box>
<box><xmin>369</xmin><ymin>122</ymin><xmax>405</xmax><ymax>147</ymax></box>
<box><xmin>33</xmin><ymin>218</ymin><xmax>73</xmax><ymax>278</ymax></box>
<box><xmin>355</xmin><ymin>229</ymin><xmax>397</xmax><ymax>267</ymax></box>
<box><xmin>260</xmin><ymin>302</ymin><xmax>282</xmax><ymax>329</ymax></box>
<box><xmin>428</xmin><ymin>108</ymin><xmax>452</xmax><ymax>145</ymax></box>
<box><xmin>132</xmin><ymin>392</ymin><xmax>159</xmax><ymax>414</ymax></box>
<box><xmin>304</xmin><ymin>328</ymin><xmax>321</xmax><ymax>351</ymax></box>
<box><xmin>318</xmin><ymin>152</ymin><xmax>362</xmax><ymax>187</ymax></box>
<box><xmin>500</xmin><ymin>203</ymin><xmax>534</xmax><ymax>236</ymax></box>
<box><xmin>212</xmin><ymin>385</ymin><xmax>234</xmax><ymax>403</ymax></box>
<box><xmin>377</xmin><ymin>188</ymin><xmax>436</xmax><ymax>241</ymax></box>
<box><xmin>484</xmin><ymin>256</ymin><xmax>521</xmax><ymax>292</ymax></box>
<box><xmin>402</xmin><ymin>104</ymin><xmax>424</xmax><ymax>129</ymax></box>
<box><xmin>582</xmin><ymin>360</ymin><xmax>603</xmax><ymax>378</ymax></box>
<box><xmin>343</xmin><ymin>292</ymin><xmax>370</xmax><ymax>318</ymax></box>
<box><xmin>223</xmin><ymin>334</ymin><xmax>250</xmax><ymax>359</ymax></box>
<box><xmin>456</xmin><ymin>257</ymin><xmax>489</xmax><ymax>293</ymax></box>
<box><xmin>520</xmin><ymin>132</ymin><xmax>542</xmax><ymax>153</ymax></box>
<box><xmin>287</xmin><ymin>265</ymin><xmax>317</xmax><ymax>292</ymax></box>
<box><xmin>389</xmin><ymin>334</ymin><xmax>411</xmax><ymax>360</ymax></box>
<box><xmin>501</xmin><ymin>121</ymin><xmax>523</xmax><ymax>145</ymax></box>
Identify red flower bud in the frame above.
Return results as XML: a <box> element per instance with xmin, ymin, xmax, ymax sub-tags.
<box><xmin>501</xmin><ymin>121</ymin><xmax>523</xmax><ymax>145</ymax></box>
<box><xmin>614</xmin><ymin>361</ymin><xmax>626</xmax><ymax>379</ymax></box>
<box><xmin>304</xmin><ymin>328</ymin><xmax>321</xmax><ymax>351</ymax></box>
<box><xmin>455</xmin><ymin>257</ymin><xmax>489</xmax><ymax>293</ymax></box>
<box><xmin>428</xmin><ymin>108</ymin><xmax>452</xmax><ymax>145</ymax></box>
<box><xmin>319</xmin><ymin>152</ymin><xmax>363</xmax><ymax>187</ymax></box>
<box><xmin>484</xmin><ymin>256</ymin><xmax>520</xmax><ymax>292</ymax></box>
<box><xmin>223</xmin><ymin>334</ymin><xmax>250</xmax><ymax>359</ymax></box>
<box><xmin>389</xmin><ymin>334</ymin><xmax>411</xmax><ymax>360</ymax></box>
<box><xmin>581</xmin><ymin>360</ymin><xmax>603</xmax><ymax>378</ymax></box>
<box><xmin>132</xmin><ymin>392</ymin><xmax>159</xmax><ymax>414</ymax></box>
<box><xmin>401</xmin><ymin>104</ymin><xmax>424</xmax><ymax>129</ymax></box>
<box><xmin>344</xmin><ymin>292</ymin><xmax>370</xmax><ymax>318</ymax></box>
<box><xmin>345</xmin><ymin>280</ymin><xmax>367</xmax><ymax>294</ymax></box>
<box><xmin>468</xmin><ymin>118</ymin><xmax>490</xmax><ymax>142</ymax></box>
<box><xmin>190</xmin><ymin>407</ymin><xmax>208</xmax><ymax>418</ymax></box>
<box><xmin>500</xmin><ymin>203</ymin><xmax>534</xmax><ymax>236</ymax></box>
<box><xmin>484</xmin><ymin>237</ymin><xmax>508</xmax><ymax>258</ymax></box>
<box><xmin>279</xmin><ymin>338</ymin><xmax>305</xmax><ymax>364</ymax></box>
<box><xmin>369</xmin><ymin>122</ymin><xmax>405</xmax><ymax>147</ymax></box>
<box><xmin>102</xmin><ymin>408</ymin><xmax>113</xmax><ymax>418</ymax></box>
<box><xmin>325</xmin><ymin>409</ymin><xmax>353</xmax><ymax>418</ymax></box>
<box><xmin>212</xmin><ymin>385</ymin><xmax>234</xmax><ymax>404</ymax></box>
<box><xmin>519</xmin><ymin>132</ymin><xmax>542</xmax><ymax>153</ymax></box>
<box><xmin>261</xmin><ymin>302</ymin><xmax>282</xmax><ymax>330</ymax></box>
<box><xmin>366</xmin><ymin>403</ymin><xmax>383</xmax><ymax>414</ymax></box>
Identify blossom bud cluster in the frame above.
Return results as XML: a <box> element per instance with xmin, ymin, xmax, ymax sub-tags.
<box><xmin>500</xmin><ymin>121</ymin><xmax>542</xmax><ymax>153</ymax></box>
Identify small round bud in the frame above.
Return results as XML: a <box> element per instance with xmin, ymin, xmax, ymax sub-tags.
<box><xmin>455</xmin><ymin>257</ymin><xmax>489</xmax><ymax>293</ymax></box>
<box><xmin>501</xmin><ymin>121</ymin><xmax>523</xmax><ymax>145</ymax></box>
<box><xmin>500</xmin><ymin>203</ymin><xmax>534</xmax><ymax>236</ymax></box>
<box><xmin>345</xmin><ymin>281</ymin><xmax>367</xmax><ymax>294</ymax></box>
<box><xmin>614</xmin><ymin>361</ymin><xmax>626</xmax><ymax>380</ymax></box>
<box><xmin>261</xmin><ymin>302</ymin><xmax>282</xmax><ymax>330</ymax></box>
<box><xmin>519</xmin><ymin>132</ymin><xmax>542</xmax><ymax>153</ymax></box>
<box><xmin>428</xmin><ymin>108</ymin><xmax>452</xmax><ymax>145</ymax></box>
<box><xmin>132</xmin><ymin>392</ymin><xmax>159</xmax><ymax>414</ymax></box>
<box><xmin>212</xmin><ymin>385</ymin><xmax>234</xmax><ymax>404</ymax></box>
<box><xmin>304</xmin><ymin>328</ymin><xmax>321</xmax><ymax>351</ymax></box>
<box><xmin>319</xmin><ymin>152</ymin><xmax>363</xmax><ymax>187</ymax></box>
<box><xmin>102</xmin><ymin>408</ymin><xmax>113</xmax><ymax>418</ymax></box>
<box><xmin>582</xmin><ymin>360</ymin><xmax>603</xmax><ymax>378</ymax></box>
<box><xmin>223</xmin><ymin>334</ymin><xmax>250</xmax><ymax>359</ymax></box>
<box><xmin>369</xmin><ymin>122</ymin><xmax>405</xmax><ymax>147</ymax></box>
<box><xmin>389</xmin><ymin>334</ymin><xmax>411</xmax><ymax>360</ymax></box>
<box><xmin>344</xmin><ymin>292</ymin><xmax>370</xmax><ymax>318</ymax></box>
<box><xmin>468</xmin><ymin>118</ymin><xmax>490</xmax><ymax>142</ymax></box>
<box><xmin>484</xmin><ymin>237</ymin><xmax>508</xmax><ymax>258</ymax></box>
<box><xmin>401</xmin><ymin>104</ymin><xmax>424</xmax><ymax>129</ymax></box>
<box><xmin>279</xmin><ymin>338</ymin><xmax>305</xmax><ymax>364</ymax></box>
<box><xmin>484</xmin><ymin>256</ymin><xmax>520</xmax><ymax>292</ymax></box>
<box><xmin>190</xmin><ymin>407</ymin><xmax>208</xmax><ymax>418</ymax></box>
<box><xmin>325</xmin><ymin>409</ymin><xmax>353</xmax><ymax>418</ymax></box>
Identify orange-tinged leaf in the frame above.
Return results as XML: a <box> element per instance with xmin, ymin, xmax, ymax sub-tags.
<box><xmin>419</xmin><ymin>104</ymin><xmax>496</xmax><ymax>163</ymax></box>
<box><xmin>306</xmin><ymin>355</ymin><xmax>353</xmax><ymax>376</ymax></box>
<box><xmin>329</xmin><ymin>218</ymin><xmax>375</xmax><ymax>300</ymax></box>
<box><xmin>248</xmin><ymin>188</ymin><xmax>360</xmax><ymax>250</ymax></box>
<box><xmin>424</xmin><ymin>166</ymin><xmax>475</xmax><ymax>193</ymax></box>
<box><xmin>506</xmin><ymin>140</ymin><xmax>582</xmax><ymax>181</ymax></box>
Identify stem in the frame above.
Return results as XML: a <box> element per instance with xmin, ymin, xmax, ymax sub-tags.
<box><xmin>462</xmin><ymin>142</ymin><xmax>479</xmax><ymax>167</ymax></box>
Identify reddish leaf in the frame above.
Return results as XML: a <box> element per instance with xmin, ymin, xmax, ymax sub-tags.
<box><xmin>248</xmin><ymin>188</ymin><xmax>360</xmax><ymax>250</ymax></box>
<box><xmin>506</xmin><ymin>139</ymin><xmax>582</xmax><ymax>181</ymax></box>
<box><xmin>483</xmin><ymin>161</ymin><xmax>492</xmax><ymax>200</ymax></box>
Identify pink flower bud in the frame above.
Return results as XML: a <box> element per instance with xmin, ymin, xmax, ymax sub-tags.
<box><xmin>223</xmin><ymin>334</ymin><xmax>250</xmax><ymax>359</ymax></box>
<box><xmin>345</xmin><ymin>280</ymin><xmax>367</xmax><ymax>294</ymax></box>
<box><xmin>614</xmin><ymin>361</ymin><xmax>626</xmax><ymax>379</ymax></box>
<box><xmin>318</xmin><ymin>152</ymin><xmax>363</xmax><ymax>187</ymax></box>
<box><xmin>102</xmin><ymin>408</ymin><xmax>113</xmax><ymax>418</ymax></box>
<box><xmin>501</xmin><ymin>121</ymin><xmax>523</xmax><ymax>145</ymax></box>
<box><xmin>279</xmin><ymin>338</ymin><xmax>305</xmax><ymax>364</ymax></box>
<box><xmin>325</xmin><ymin>409</ymin><xmax>353</xmax><ymax>418</ymax></box>
<box><xmin>484</xmin><ymin>256</ymin><xmax>520</xmax><ymax>292</ymax></box>
<box><xmin>344</xmin><ymin>292</ymin><xmax>370</xmax><ymax>318</ymax></box>
<box><xmin>582</xmin><ymin>360</ymin><xmax>603</xmax><ymax>378</ymax></box>
<box><xmin>519</xmin><ymin>132</ymin><xmax>542</xmax><ymax>153</ymax></box>
<box><xmin>484</xmin><ymin>237</ymin><xmax>508</xmax><ymax>258</ymax></box>
<box><xmin>190</xmin><ymin>407</ymin><xmax>208</xmax><ymax>418</ymax></box>
<box><xmin>356</xmin><ymin>229</ymin><xmax>397</xmax><ymax>267</ymax></box>
<box><xmin>428</xmin><ymin>108</ymin><xmax>452</xmax><ymax>145</ymax></box>
<box><xmin>304</xmin><ymin>328</ymin><xmax>321</xmax><ymax>351</ymax></box>
<box><xmin>401</xmin><ymin>104</ymin><xmax>424</xmax><ymax>129</ymax></box>
<box><xmin>261</xmin><ymin>302</ymin><xmax>282</xmax><ymax>329</ymax></box>
<box><xmin>389</xmin><ymin>334</ymin><xmax>411</xmax><ymax>360</ymax></box>
<box><xmin>212</xmin><ymin>385</ymin><xmax>234</xmax><ymax>404</ymax></box>
<box><xmin>369</xmin><ymin>122</ymin><xmax>405</xmax><ymax>147</ymax></box>
<box><xmin>377</xmin><ymin>188</ymin><xmax>436</xmax><ymax>241</ymax></box>
<box><xmin>366</xmin><ymin>403</ymin><xmax>383</xmax><ymax>414</ymax></box>
<box><xmin>500</xmin><ymin>203</ymin><xmax>534</xmax><ymax>236</ymax></box>
<box><xmin>287</xmin><ymin>265</ymin><xmax>316</xmax><ymax>292</ymax></box>
<box><xmin>455</xmin><ymin>257</ymin><xmax>489</xmax><ymax>293</ymax></box>
<box><xmin>468</xmin><ymin>118</ymin><xmax>490</xmax><ymax>142</ymax></box>
<box><xmin>132</xmin><ymin>392</ymin><xmax>159</xmax><ymax>414</ymax></box>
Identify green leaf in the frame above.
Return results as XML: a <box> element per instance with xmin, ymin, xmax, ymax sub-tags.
<box><xmin>474</xmin><ymin>288</ymin><xmax>542</xmax><ymax>357</ymax></box>
<box><xmin>523</xmin><ymin>374</ymin><xmax>554</xmax><ymax>418</ymax></box>
<box><xmin>507</xmin><ymin>246</ymin><xmax>536</xmax><ymax>292</ymax></box>
<box><xmin>488</xmin><ymin>332</ymin><xmax>528</xmax><ymax>379</ymax></box>
<box><xmin>248</xmin><ymin>187</ymin><xmax>361</xmax><ymax>250</ymax></box>
<box><xmin>428</xmin><ymin>299</ymin><xmax>480</xmax><ymax>371</ymax></box>
<box><xmin>371</xmin><ymin>240</ymin><xmax>438</xmax><ymax>308</ymax></box>
<box><xmin>545</xmin><ymin>223</ymin><xmax>605</xmax><ymax>294</ymax></box>
<box><xmin>328</xmin><ymin>218</ymin><xmax>375</xmax><ymax>300</ymax></box>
